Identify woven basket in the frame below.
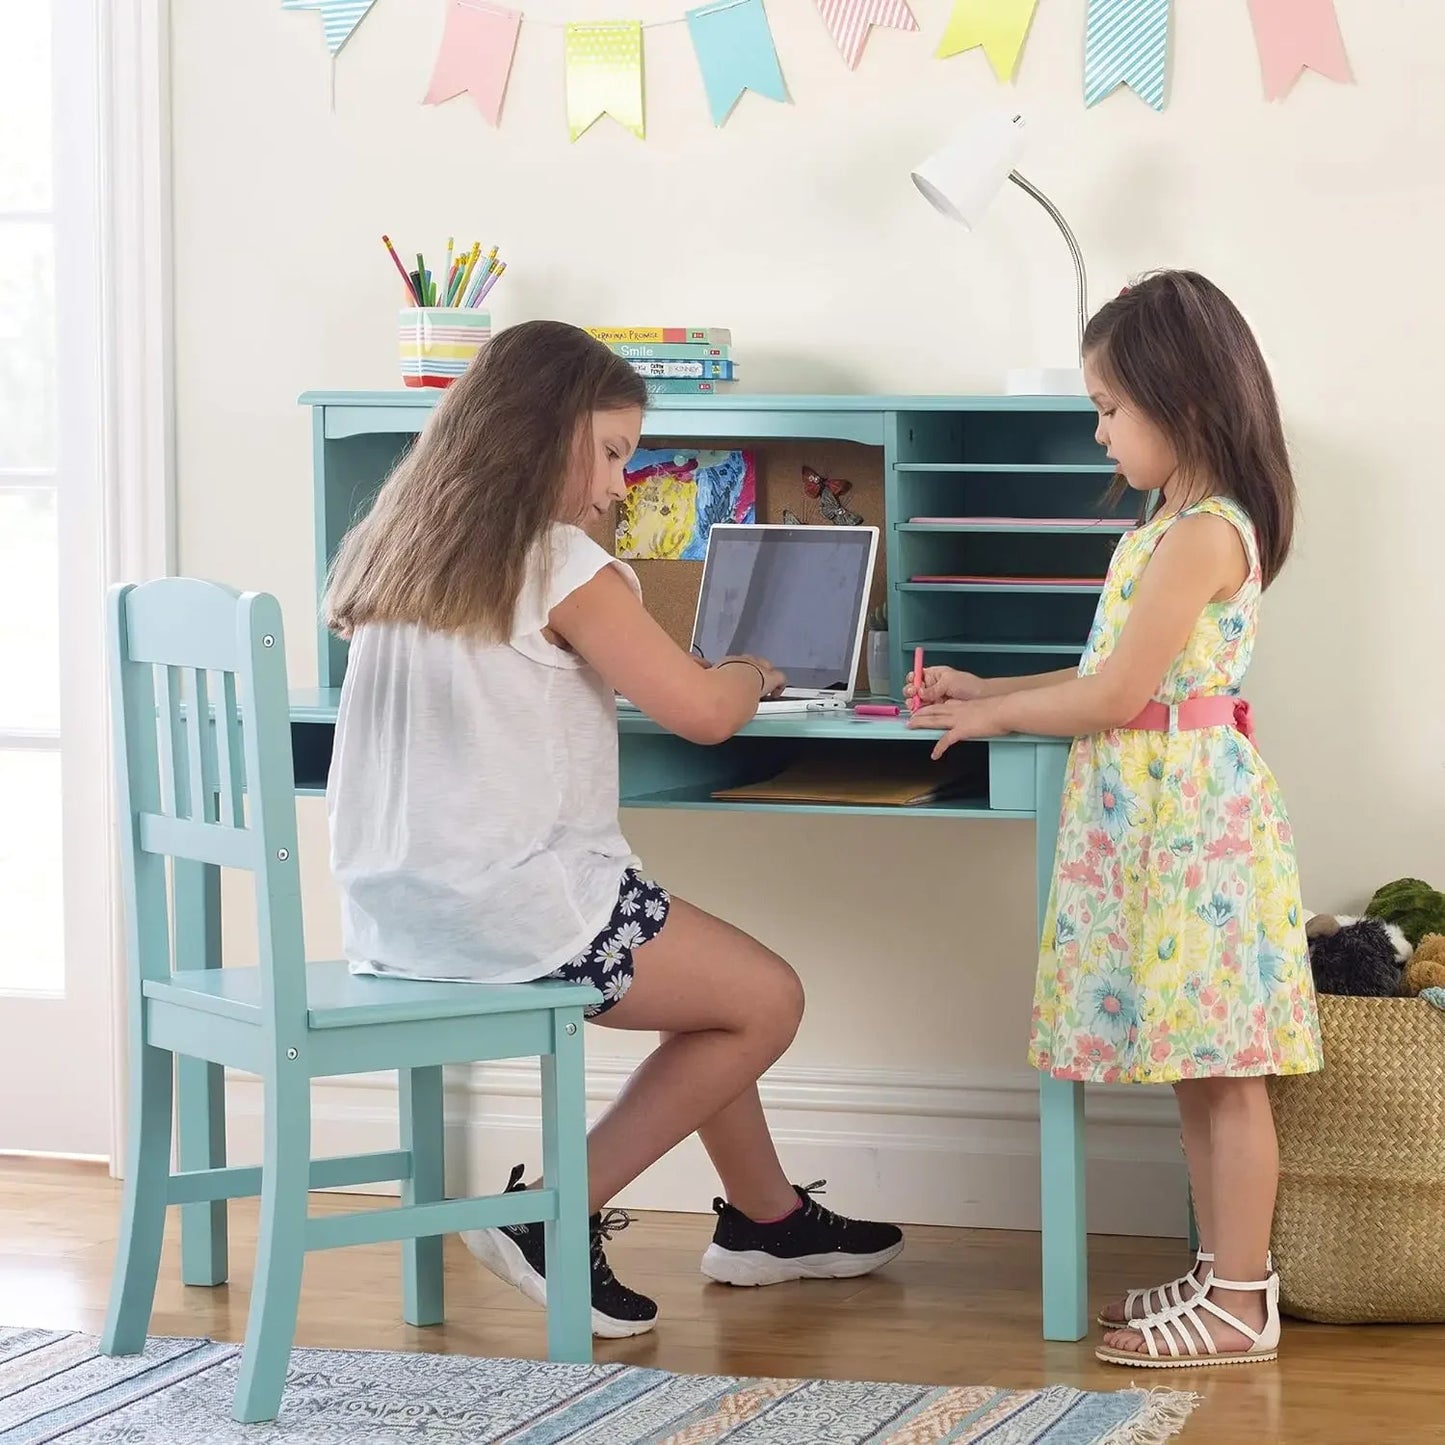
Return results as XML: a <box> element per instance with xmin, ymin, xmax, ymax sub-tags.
<box><xmin>1268</xmin><ymin>994</ymin><xmax>1445</xmax><ymax>1323</ymax></box>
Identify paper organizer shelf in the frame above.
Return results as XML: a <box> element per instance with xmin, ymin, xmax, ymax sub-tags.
<box><xmin>398</xmin><ymin>307</ymin><xmax>491</xmax><ymax>388</ymax></box>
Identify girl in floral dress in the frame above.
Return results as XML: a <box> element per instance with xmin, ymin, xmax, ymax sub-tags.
<box><xmin>907</xmin><ymin>271</ymin><xmax>1321</xmax><ymax>1367</ymax></box>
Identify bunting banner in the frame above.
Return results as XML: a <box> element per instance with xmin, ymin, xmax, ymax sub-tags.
<box><xmin>284</xmin><ymin>0</ymin><xmax>1360</xmax><ymax>137</ymax></box>
<box><xmin>424</xmin><ymin>0</ymin><xmax>522</xmax><ymax>126</ymax></box>
<box><xmin>812</xmin><ymin>0</ymin><xmax>918</xmax><ymax>71</ymax></box>
<box><xmin>1084</xmin><ymin>0</ymin><xmax>1172</xmax><ymax>110</ymax></box>
<box><xmin>1245</xmin><ymin>0</ymin><xmax>1351</xmax><ymax>101</ymax></box>
<box><xmin>686</xmin><ymin>0</ymin><xmax>787</xmax><ymax>126</ymax></box>
<box><xmin>935</xmin><ymin>0</ymin><xmax>1040</xmax><ymax>81</ymax></box>
<box><xmin>281</xmin><ymin>0</ymin><xmax>380</xmax><ymax>56</ymax></box>
<box><xmin>565</xmin><ymin>21</ymin><xmax>645</xmax><ymax>141</ymax></box>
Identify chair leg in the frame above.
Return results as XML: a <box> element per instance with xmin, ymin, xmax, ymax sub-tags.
<box><xmin>101</xmin><ymin>1042</ymin><xmax>175</xmax><ymax>1356</ymax></box>
<box><xmin>232</xmin><ymin>1074</ymin><xmax>311</xmax><ymax>1424</ymax></box>
<box><xmin>178</xmin><ymin>1056</ymin><xmax>229</xmax><ymax>1286</ymax></box>
<box><xmin>540</xmin><ymin>1012</ymin><xmax>592</xmax><ymax>1364</ymax></box>
<box><xmin>400</xmin><ymin>1065</ymin><xmax>445</xmax><ymax>1327</ymax></box>
<box><xmin>175</xmin><ymin>860</ymin><xmax>228</xmax><ymax>1286</ymax></box>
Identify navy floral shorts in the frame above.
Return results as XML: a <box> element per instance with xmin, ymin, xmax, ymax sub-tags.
<box><xmin>545</xmin><ymin>869</ymin><xmax>670</xmax><ymax>1017</ymax></box>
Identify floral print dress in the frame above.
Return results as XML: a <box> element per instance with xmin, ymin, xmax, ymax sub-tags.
<box><xmin>1028</xmin><ymin>496</ymin><xmax>1322</xmax><ymax>1085</ymax></box>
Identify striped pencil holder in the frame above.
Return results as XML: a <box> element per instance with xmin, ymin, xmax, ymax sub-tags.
<box><xmin>398</xmin><ymin>307</ymin><xmax>491</xmax><ymax>388</ymax></box>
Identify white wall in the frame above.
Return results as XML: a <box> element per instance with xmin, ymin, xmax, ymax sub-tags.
<box><xmin>171</xmin><ymin>0</ymin><xmax>1445</xmax><ymax>1231</ymax></box>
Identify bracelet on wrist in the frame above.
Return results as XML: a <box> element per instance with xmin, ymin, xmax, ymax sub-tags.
<box><xmin>718</xmin><ymin>659</ymin><xmax>767</xmax><ymax>696</ymax></box>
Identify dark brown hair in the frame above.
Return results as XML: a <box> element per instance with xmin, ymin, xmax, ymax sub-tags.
<box><xmin>1085</xmin><ymin>270</ymin><xmax>1296</xmax><ymax>587</ymax></box>
<box><xmin>325</xmin><ymin>319</ymin><xmax>647</xmax><ymax>640</ymax></box>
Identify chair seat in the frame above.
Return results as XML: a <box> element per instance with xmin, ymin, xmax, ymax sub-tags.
<box><xmin>143</xmin><ymin>959</ymin><xmax>601</xmax><ymax>1029</ymax></box>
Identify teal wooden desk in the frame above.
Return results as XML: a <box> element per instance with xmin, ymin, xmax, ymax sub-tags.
<box><xmin>189</xmin><ymin>391</ymin><xmax>1125</xmax><ymax>1343</ymax></box>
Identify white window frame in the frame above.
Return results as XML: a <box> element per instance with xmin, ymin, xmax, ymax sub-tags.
<box><xmin>97</xmin><ymin>0</ymin><xmax>177</xmax><ymax>1165</ymax></box>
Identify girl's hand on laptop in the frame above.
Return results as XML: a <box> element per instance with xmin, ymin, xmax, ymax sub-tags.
<box><xmin>719</xmin><ymin>655</ymin><xmax>787</xmax><ymax>698</ymax></box>
<box><xmin>904</xmin><ymin>666</ymin><xmax>984</xmax><ymax>707</ymax></box>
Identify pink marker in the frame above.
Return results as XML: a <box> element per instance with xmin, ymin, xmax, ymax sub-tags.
<box><xmin>910</xmin><ymin>647</ymin><xmax>924</xmax><ymax>712</ymax></box>
<box><xmin>854</xmin><ymin>703</ymin><xmax>900</xmax><ymax>718</ymax></box>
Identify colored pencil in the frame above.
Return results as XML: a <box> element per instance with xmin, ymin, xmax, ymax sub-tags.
<box><xmin>382</xmin><ymin>235</ymin><xmax>420</xmax><ymax>304</ymax></box>
<box><xmin>444</xmin><ymin>236</ymin><xmax>454</xmax><ymax>302</ymax></box>
<box><xmin>477</xmin><ymin>260</ymin><xmax>506</xmax><ymax>304</ymax></box>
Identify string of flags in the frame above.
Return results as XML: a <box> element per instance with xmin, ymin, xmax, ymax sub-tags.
<box><xmin>286</xmin><ymin>0</ymin><xmax>1354</xmax><ymax>139</ymax></box>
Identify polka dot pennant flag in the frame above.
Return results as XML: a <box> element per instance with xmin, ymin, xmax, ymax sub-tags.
<box><xmin>565</xmin><ymin>21</ymin><xmax>646</xmax><ymax>140</ymax></box>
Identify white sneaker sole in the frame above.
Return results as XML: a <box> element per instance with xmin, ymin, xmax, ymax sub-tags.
<box><xmin>700</xmin><ymin>1240</ymin><xmax>904</xmax><ymax>1286</ymax></box>
<box><xmin>461</xmin><ymin>1227</ymin><xmax>657</xmax><ymax>1339</ymax></box>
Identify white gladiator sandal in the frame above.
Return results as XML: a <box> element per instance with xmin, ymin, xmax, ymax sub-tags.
<box><xmin>1095</xmin><ymin>1269</ymin><xmax>1282</xmax><ymax>1368</ymax></box>
<box><xmin>1096</xmin><ymin>1250</ymin><xmax>1212</xmax><ymax>1328</ymax></box>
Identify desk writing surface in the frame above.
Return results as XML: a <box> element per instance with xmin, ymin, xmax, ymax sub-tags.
<box><xmin>287</xmin><ymin>688</ymin><xmax>1049</xmax><ymax>747</ymax></box>
<box><xmin>287</xmin><ymin>688</ymin><xmax>1057</xmax><ymax>820</ymax></box>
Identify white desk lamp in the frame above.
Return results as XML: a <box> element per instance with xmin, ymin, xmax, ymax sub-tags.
<box><xmin>911</xmin><ymin>112</ymin><xmax>1088</xmax><ymax>396</ymax></box>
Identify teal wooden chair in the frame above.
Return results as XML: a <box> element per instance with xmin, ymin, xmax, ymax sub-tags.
<box><xmin>100</xmin><ymin>578</ymin><xmax>599</xmax><ymax>1423</ymax></box>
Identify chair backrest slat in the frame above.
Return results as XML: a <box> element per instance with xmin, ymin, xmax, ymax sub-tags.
<box><xmin>156</xmin><ymin>665</ymin><xmax>188</xmax><ymax>820</ymax></box>
<box><xmin>214</xmin><ymin>669</ymin><xmax>244</xmax><ymax>826</ymax></box>
<box><xmin>109</xmin><ymin>580</ymin><xmax>309</xmax><ymax>1035</ymax></box>
<box><xmin>184</xmin><ymin>667</ymin><xmax>218</xmax><ymax>823</ymax></box>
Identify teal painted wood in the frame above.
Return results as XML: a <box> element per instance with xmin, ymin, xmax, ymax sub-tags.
<box><xmin>899</xmin><ymin>582</ymin><xmax>1104</xmax><ymax>595</ymax></box>
<box><xmin>904</xmin><ymin>639</ymin><xmax>1083</xmax><ymax>656</ymax></box>
<box><xmin>400</xmin><ymin>1065</ymin><xmax>446</xmax><ymax>1328</ymax></box>
<box><xmin>175</xmin><ymin>860</ymin><xmax>228</xmax><ymax>1287</ymax></box>
<box><xmin>166</xmin><ymin>1152</ymin><xmax>413</xmax><ymax>1205</ymax></box>
<box><xmin>1032</xmin><ymin>741</ymin><xmax>1088</xmax><ymax>1343</ymax></box>
<box><xmin>103</xmin><ymin>580</ymin><xmax>602</xmax><ymax>1424</ymax></box>
<box><xmin>293</xmin><ymin>389</ymin><xmax>1115</xmax><ymax>1345</ymax></box>
<box><xmin>541</xmin><ymin>1011</ymin><xmax>593</xmax><ymax>1363</ymax></box>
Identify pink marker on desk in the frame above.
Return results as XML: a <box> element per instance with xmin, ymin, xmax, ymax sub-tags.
<box><xmin>910</xmin><ymin>647</ymin><xmax>924</xmax><ymax>713</ymax></box>
<box><xmin>854</xmin><ymin>703</ymin><xmax>900</xmax><ymax>718</ymax></box>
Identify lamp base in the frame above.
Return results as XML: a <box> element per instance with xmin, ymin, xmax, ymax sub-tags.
<box><xmin>1006</xmin><ymin>365</ymin><xmax>1086</xmax><ymax>397</ymax></box>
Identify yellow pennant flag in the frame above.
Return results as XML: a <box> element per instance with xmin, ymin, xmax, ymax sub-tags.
<box><xmin>565</xmin><ymin>21</ymin><xmax>645</xmax><ymax>141</ymax></box>
<box><xmin>935</xmin><ymin>0</ymin><xmax>1039</xmax><ymax>80</ymax></box>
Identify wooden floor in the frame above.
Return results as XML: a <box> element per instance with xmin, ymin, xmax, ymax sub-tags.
<box><xmin>4</xmin><ymin>1159</ymin><xmax>1443</xmax><ymax>1442</ymax></box>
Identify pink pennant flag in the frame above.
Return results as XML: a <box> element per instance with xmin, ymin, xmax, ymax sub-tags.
<box><xmin>425</xmin><ymin>0</ymin><xmax>523</xmax><ymax>126</ymax></box>
<box><xmin>812</xmin><ymin>0</ymin><xmax>918</xmax><ymax>69</ymax></box>
<box><xmin>1246</xmin><ymin>0</ymin><xmax>1351</xmax><ymax>102</ymax></box>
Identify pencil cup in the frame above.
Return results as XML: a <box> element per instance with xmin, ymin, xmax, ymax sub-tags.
<box><xmin>398</xmin><ymin>307</ymin><xmax>491</xmax><ymax>388</ymax></box>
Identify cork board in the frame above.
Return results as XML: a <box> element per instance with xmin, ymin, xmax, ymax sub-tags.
<box><xmin>607</xmin><ymin>440</ymin><xmax>888</xmax><ymax>660</ymax></box>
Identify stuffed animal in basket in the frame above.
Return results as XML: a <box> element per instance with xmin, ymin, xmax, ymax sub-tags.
<box><xmin>1365</xmin><ymin>877</ymin><xmax>1445</xmax><ymax>949</ymax></box>
<box><xmin>1403</xmin><ymin>933</ymin><xmax>1445</xmax><ymax>997</ymax></box>
<box><xmin>1305</xmin><ymin>913</ymin><xmax>1410</xmax><ymax>997</ymax></box>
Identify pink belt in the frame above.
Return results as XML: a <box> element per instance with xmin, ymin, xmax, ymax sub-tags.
<box><xmin>1124</xmin><ymin>695</ymin><xmax>1255</xmax><ymax>745</ymax></box>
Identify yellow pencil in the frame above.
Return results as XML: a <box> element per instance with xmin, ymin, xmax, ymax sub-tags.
<box><xmin>455</xmin><ymin>242</ymin><xmax>481</xmax><ymax>308</ymax></box>
<box><xmin>444</xmin><ymin>236</ymin><xmax>454</xmax><ymax>303</ymax></box>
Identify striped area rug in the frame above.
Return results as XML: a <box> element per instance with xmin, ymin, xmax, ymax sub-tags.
<box><xmin>0</xmin><ymin>1327</ymin><xmax>1198</xmax><ymax>1443</ymax></box>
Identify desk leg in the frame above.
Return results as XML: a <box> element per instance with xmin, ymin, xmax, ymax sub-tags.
<box><xmin>1034</xmin><ymin>743</ymin><xmax>1087</xmax><ymax>1341</ymax></box>
<box><xmin>175</xmin><ymin>860</ymin><xmax>228</xmax><ymax>1286</ymax></box>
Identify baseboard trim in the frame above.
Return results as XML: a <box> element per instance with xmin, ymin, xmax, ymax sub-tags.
<box><xmin>221</xmin><ymin>1060</ymin><xmax>1187</xmax><ymax>1238</ymax></box>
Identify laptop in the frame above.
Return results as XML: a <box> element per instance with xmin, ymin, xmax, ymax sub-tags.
<box><xmin>620</xmin><ymin>523</ymin><xmax>880</xmax><ymax>715</ymax></box>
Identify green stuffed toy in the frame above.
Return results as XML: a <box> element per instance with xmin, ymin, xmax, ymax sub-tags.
<box><xmin>1366</xmin><ymin>878</ymin><xmax>1445</xmax><ymax>949</ymax></box>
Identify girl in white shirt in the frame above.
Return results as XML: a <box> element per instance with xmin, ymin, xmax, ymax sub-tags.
<box><xmin>324</xmin><ymin>320</ymin><xmax>902</xmax><ymax>1338</ymax></box>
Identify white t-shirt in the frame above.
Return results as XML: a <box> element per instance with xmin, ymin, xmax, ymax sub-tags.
<box><xmin>327</xmin><ymin>525</ymin><xmax>640</xmax><ymax>984</ymax></box>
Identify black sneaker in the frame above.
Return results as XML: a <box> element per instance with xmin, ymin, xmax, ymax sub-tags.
<box><xmin>462</xmin><ymin>1164</ymin><xmax>659</xmax><ymax>1338</ymax></box>
<box><xmin>701</xmin><ymin>1180</ymin><xmax>904</xmax><ymax>1286</ymax></box>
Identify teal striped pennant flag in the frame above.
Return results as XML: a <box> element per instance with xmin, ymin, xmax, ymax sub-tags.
<box><xmin>282</xmin><ymin>0</ymin><xmax>380</xmax><ymax>57</ymax></box>
<box><xmin>1084</xmin><ymin>0</ymin><xmax>1172</xmax><ymax>111</ymax></box>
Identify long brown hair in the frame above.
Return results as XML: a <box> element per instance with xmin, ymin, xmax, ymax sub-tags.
<box><xmin>325</xmin><ymin>320</ymin><xmax>647</xmax><ymax>640</ymax></box>
<box><xmin>1085</xmin><ymin>270</ymin><xmax>1296</xmax><ymax>587</ymax></box>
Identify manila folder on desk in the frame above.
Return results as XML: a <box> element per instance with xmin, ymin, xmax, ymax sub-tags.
<box><xmin>711</xmin><ymin>745</ymin><xmax>982</xmax><ymax>807</ymax></box>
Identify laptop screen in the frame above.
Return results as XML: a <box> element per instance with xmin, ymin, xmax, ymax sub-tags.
<box><xmin>691</xmin><ymin>526</ymin><xmax>876</xmax><ymax>691</ymax></box>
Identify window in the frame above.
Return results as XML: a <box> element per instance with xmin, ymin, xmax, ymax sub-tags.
<box><xmin>0</xmin><ymin>4</ymin><xmax>63</xmax><ymax>994</ymax></box>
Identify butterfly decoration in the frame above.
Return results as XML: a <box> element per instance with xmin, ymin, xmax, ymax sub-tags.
<box><xmin>788</xmin><ymin>464</ymin><xmax>863</xmax><ymax>527</ymax></box>
<box><xmin>802</xmin><ymin>465</ymin><xmax>851</xmax><ymax>501</ymax></box>
<box><xmin>817</xmin><ymin>487</ymin><xmax>862</xmax><ymax>526</ymax></box>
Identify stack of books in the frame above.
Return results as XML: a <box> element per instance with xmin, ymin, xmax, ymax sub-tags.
<box><xmin>585</xmin><ymin>327</ymin><xmax>737</xmax><ymax>399</ymax></box>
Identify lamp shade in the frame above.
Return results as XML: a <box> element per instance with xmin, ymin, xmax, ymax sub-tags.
<box><xmin>910</xmin><ymin>111</ymin><xmax>1029</xmax><ymax>230</ymax></box>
